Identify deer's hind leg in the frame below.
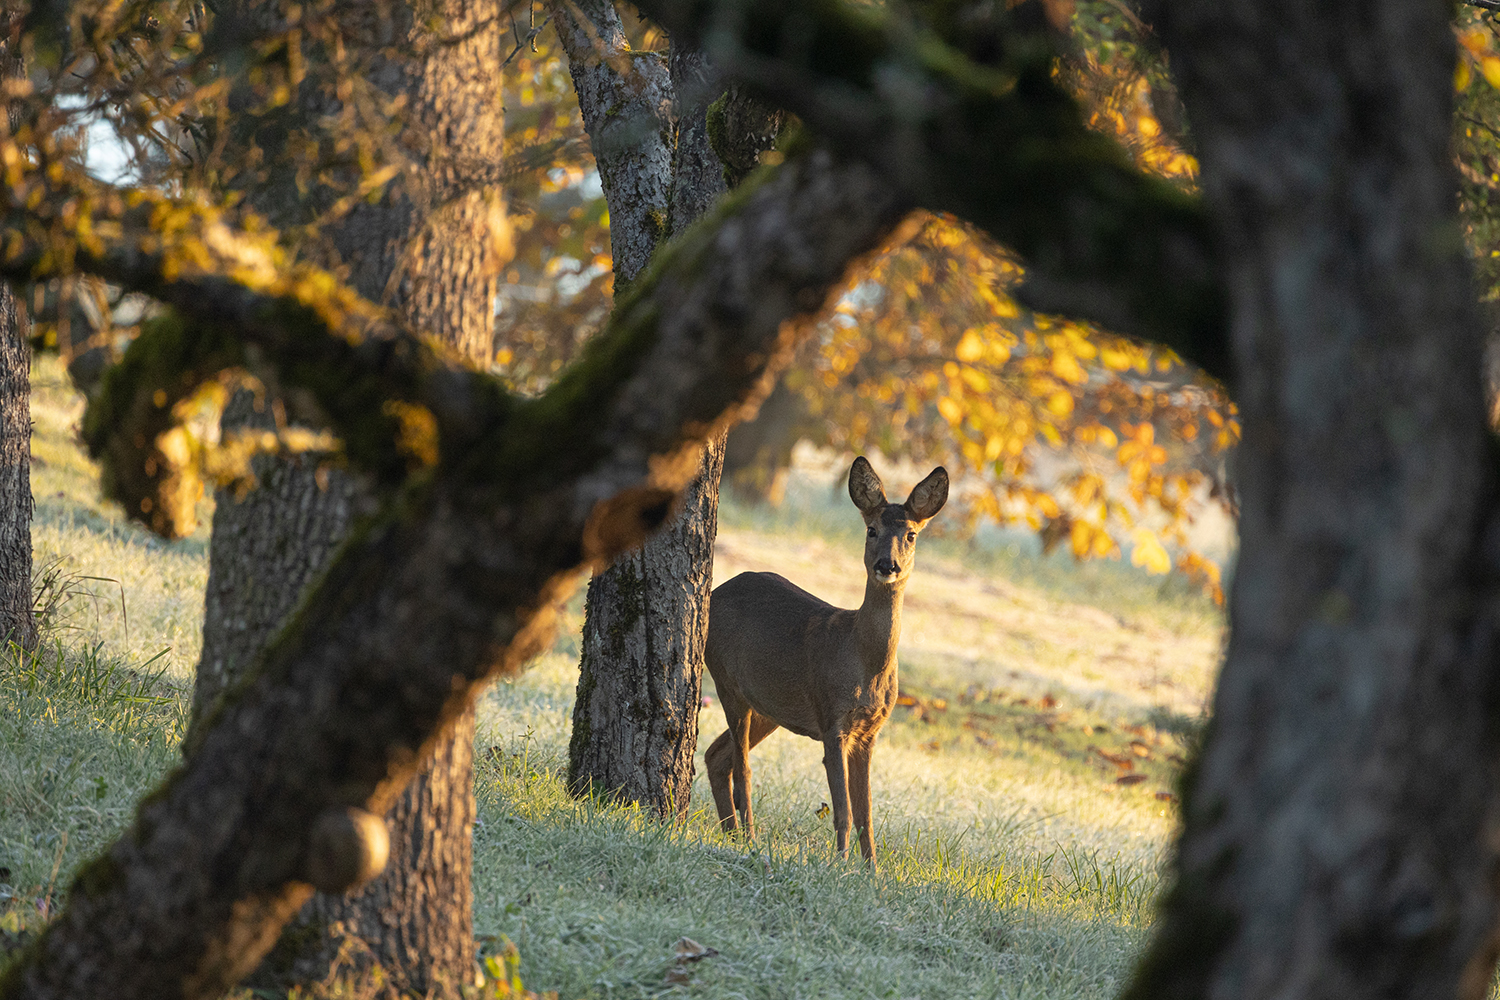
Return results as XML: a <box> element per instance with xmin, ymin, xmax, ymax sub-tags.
<box><xmin>727</xmin><ymin>710</ymin><xmax>779</xmax><ymax>839</ymax></box>
<box><xmin>705</xmin><ymin>730</ymin><xmax>738</xmax><ymax>832</ymax></box>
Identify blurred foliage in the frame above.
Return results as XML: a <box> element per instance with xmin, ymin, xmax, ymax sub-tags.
<box><xmin>494</xmin><ymin>18</ymin><xmax>612</xmax><ymax>393</ymax></box>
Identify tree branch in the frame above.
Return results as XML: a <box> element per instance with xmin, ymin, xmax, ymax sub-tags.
<box><xmin>632</xmin><ymin>0</ymin><xmax>1232</xmax><ymax>384</ymax></box>
<box><xmin>0</xmin><ymin>146</ymin><xmax>910</xmax><ymax>1000</ymax></box>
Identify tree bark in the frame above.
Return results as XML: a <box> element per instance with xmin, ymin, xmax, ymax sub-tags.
<box><xmin>0</xmin><ymin>281</ymin><xmax>34</xmax><ymax>652</ymax></box>
<box><xmin>550</xmin><ymin>0</ymin><xmax>673</xmax><ymax>290</ymax></box>
<box><xmin>556</xmin><ymin>9</ymin><xmax>782</xmax><ymax>819</ymax></box>
<box><xmin>0</xmin><ymin>10</ymin><xmax>34</xmax><ymax>653</ymax></box>
<box><xmin>192</xmin><ymin>1</ymin><xmax>502</xmax><ymax>994</ymax></box>
<box><xmin>1120</xmin><ymin>2</ymin><xmax>1500</xmax><ymax>998</ymax></box>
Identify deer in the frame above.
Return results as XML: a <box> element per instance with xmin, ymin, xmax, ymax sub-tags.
<box><xmin>703</xmin><ymin>456</ymin><xmax>948</xmax><ymax>867</ymax></box>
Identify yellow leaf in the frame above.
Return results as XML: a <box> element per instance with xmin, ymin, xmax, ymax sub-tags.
<box><xmin>1051</xmin><ymin>351</ymin><xmax>1087</xmax><ymax>384</ymax></box>
<box><xmin>961</xmin><ymin>367</ymin><xmax>990</xmax><ymax>393</ymax></box>
<box><xmin>1457</xmin><ymin>58</ymin><xmax>1473</xmax><ymax>93</ymax></box>
<box><xmin>936</xmin><ymin>396</ymin><xmax>963</xmax><ymax>424</ymax></box>
<box><xmin>1130</xmin><ymin>530</ymin><xmax>1172</xmax><ymax>575</ymax></box>
<box><xmin>1480</xmin><ymin>56</ymin><xmax>1500</xmax><ymax>90</ymax></box>
<box><xmin>956</xmin><ymin>329</ymin><xmax>984</xmax><ymax>362</ymax></box>
<box><xmin>1070</xmin><ymin>519</ymin><xmax>1091</xmax><ymax>558</ymax></box>
<box><xmin>1046</xmin><ymin>391</ymin><xmax>1074</xmax><ymax>417</ymax></box>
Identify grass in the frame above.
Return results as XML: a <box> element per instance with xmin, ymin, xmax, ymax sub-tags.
<box><xmin>1</xmin><ymin>354</ymin><xmax>1228</xmax><ymax>997</ymax></box>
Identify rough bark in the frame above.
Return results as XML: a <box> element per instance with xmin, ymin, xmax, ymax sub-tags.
<box><xmin>1120</xmin><ymin>2</ymin><xmax>1500</xmax><ymax>998</ymax></box>
<box><xmin>0</xmin><ymin>9</ymin><xmax>34</xmax><ymax>653</ymax></box>
<box><xmin>568</xmin><ymin>436</ymin><xmax>724</xmax><ymax>816</ymax></box>
<box><xmin>0</xmin><ymin>282</ymin><xmax>33</xmax><ymax>652</ymax></box>
<box><xmin>191</xmin><ymin>1</ymin><xmax>502</xmax><ymax>995</ymax></box>
<box><xmin>1</xmin><ymin>147</ymin><xmax>908</xmax><ymax>1000</ymax></box>
<box><xmin>550</xmin><ymin>0</ymin><xmax>673</xmax><ymax>289</ymax></box>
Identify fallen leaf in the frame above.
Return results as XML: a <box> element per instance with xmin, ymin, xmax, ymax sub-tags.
<box><xmin>1154</xmin><ymin>791</ymin><xmax>1177</xmax><ymax>802</ymax></box>
<box><xmin>1116</xmin><ymin>774</ymin><xmax>1148</xmax><ymax>786</ymax></box>
<box><xmin>1129</xmin><ymin>741</ymin><xmax>1152</xmax><ymax>758</ymax></box>
<box><xmin>674</xmin><ymin>937</ymin><xmax>718</xmax><ymax>962</ymax></box>
<box><xmin>1040</xmin><ymin>693</ymin><xmax>1058</xmax><ymax>709</ymax></box>
<box><xmin>895</xmin><ymin>694</ymin><xmax>919</xmax><ymax>707</ymax></box>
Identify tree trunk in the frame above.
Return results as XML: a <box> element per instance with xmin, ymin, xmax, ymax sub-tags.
<box><xmin>192</xmin><ymin>1</ymin><xmax>502</xmax><ymax>994</ymax></box>
<box><xmin>0</xmin><ymin>281</ymin><xmax>33</xmax><ymax>652</ymax></box>
<box><xmin>557</xmin><ymin>17</ymin><xmax>782</xmax><ymax>819</ymax></box>
<box><xmin>0</xmin><ymin>16</ymin><xmax>33</xmax><ymax>653</ymax></box>
<box><xmin>1123</xmin><ymin>2</ymin><xmax>1500</xmax><ymax>998</ymax></box>
<box><xmin>568</xmin><ymin>436</ymin><xmax>724</xmax><ymax>816</ymax></box>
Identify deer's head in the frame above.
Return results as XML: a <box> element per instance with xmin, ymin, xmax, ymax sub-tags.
<box><xmin>848</xmin><ymin>457</ymin><xmax>949</xmax><ymax>586</ymax></box>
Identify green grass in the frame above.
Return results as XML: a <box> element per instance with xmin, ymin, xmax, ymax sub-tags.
<box><xmin>2</xmin><ymin>355</ymin><xmax>1227</xmax><ymax>997</ymax></box>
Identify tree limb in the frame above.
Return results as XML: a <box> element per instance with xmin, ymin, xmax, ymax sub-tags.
<box><xmin>0</xmin><ymin>145</ymin><xmax>909</xmax><ymax>1000</ymax></box>
<box><xmin>632</xmin><ymin>0</ymin><xmax>1232</xmax><ymax>384</ymax></box>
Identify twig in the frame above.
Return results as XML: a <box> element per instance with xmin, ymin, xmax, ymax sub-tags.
<box><xmin>502</xmin><ymin>16</ymin><xmax>551</xmax><ymax>68</ymax></box>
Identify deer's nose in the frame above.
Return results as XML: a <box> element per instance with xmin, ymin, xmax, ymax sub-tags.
<box><xmin>874</xmin><ymin>558</ymin><xmax>899</xmax><ymax>577</ymax></box>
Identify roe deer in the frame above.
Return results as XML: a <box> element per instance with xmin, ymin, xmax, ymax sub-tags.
<box><xmin>703</xmin><ymin>456</ymin><xmax>948</xmax><ymax>866</ymax></box>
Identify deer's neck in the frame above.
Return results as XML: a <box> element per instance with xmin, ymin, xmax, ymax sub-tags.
<box><xmin>855</xmin><ymin>577</ymin><xmax>904</xmax><ymax>678</ymax></box>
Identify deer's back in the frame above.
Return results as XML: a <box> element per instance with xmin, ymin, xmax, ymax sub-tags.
<box><xmin>706</xmin><ymin>572</ymin><xmax>854</xmax><ymax>738</ymax></box>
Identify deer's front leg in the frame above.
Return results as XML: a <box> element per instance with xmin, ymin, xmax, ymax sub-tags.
<box><xmin>822</xmin><ymin>732</ymin><xmax>851</xmax><ymax>858</ymax></box>
<box><xmin>848</xmin><ymin>741</ymin><xmax>876</xmax><ymax>867</ymax></box>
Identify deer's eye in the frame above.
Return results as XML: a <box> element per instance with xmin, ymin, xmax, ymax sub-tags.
<box><xmin>867</xmin><ymin>526</ymin><xmax>877</xmax><ymax>538</ymax></box>
<box><xmin>907</xmin><ymin>531</ymin><xmax>916</xmax><ymax>542</ymax></box>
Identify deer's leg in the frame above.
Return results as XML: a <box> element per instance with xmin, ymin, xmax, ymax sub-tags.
<box><xmin>705</xmin><ymin>730</ymin><xmax>738</xmax><ymax>831</ymax></box>
<box><xmin>735</xmin><ymin>712</ymin><xmax>779</xmax><ymax>839</ymax></box>
<box><xmin>730</xmin><ymin>711</ymin><xmax>778</xmax><ymax>838</ymax></box>
<box><xmin>729</xmin><ymin>711</ymin><xmax>755</xmax><ymax>837</ymax></box>
<box><xmin>822</xmin><ymin>732</ymin><xmax>852</xmax><ymax>859</ymax></box>
<box><xmin>848</xmin><ymin>740</ymin><xmax>876</xmax><ymax>867</ymax></box>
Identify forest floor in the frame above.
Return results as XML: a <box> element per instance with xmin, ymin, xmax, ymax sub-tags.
<box><xmin>1</xmin><ymin>356</ymin><xmax>1227</xmax><ymax>999</ymax></box>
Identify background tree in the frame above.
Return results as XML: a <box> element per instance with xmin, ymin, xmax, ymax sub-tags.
<box><xmin>185</xmin><ymin>1</ymin><xmax>507</xmax><ymax>994</ymax></box>
<box><xmin>547</xmin><ymin>0</ymin><xmax>780</xmax><ymax>818</ymax></box>
<box><xmin>0</xmin><ymin>8</ymin><xmax>34</xmax><ymax>652</ymax></box>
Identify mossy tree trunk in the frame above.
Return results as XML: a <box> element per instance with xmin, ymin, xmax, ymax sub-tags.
<box><xmin>0</xmin><ymin>11</ymin><xmax>34</xmax><ymax>653</ymax></box>
<box><xmin>191</xmin><ymin>1</ymin><xmax>503</xmax><ymax>995</ymax></box>
<box><xmin>553</xmin><ymin>2</ymin><xmax>780</xmax><ymax>819</ymax></box>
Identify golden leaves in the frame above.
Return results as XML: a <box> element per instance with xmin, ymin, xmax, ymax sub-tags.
<box><xmin>789</xmin><ymin>210</ymin><xmax>1235</xmax><ymax>602</ymax></box>
<box><xmin>1129</xmin><ymin>529</ymin><xmax>1171</xmax><ymax>575</ymax></box>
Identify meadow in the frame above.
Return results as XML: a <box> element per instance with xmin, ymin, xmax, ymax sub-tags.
<box><xmin>1</xmin><ymin>356</ymin><xmax>1227</xmax><ymax>998</ymax></box>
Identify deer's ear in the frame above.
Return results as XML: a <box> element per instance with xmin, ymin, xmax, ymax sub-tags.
<box><xmin>848</xmin><ymin>456</ymin><xmax>887</xmax><ymax>514</ymax></box>
<box><xmin>905</xmin><ymin>467</ymin><xmax>949</xmax><ymax>521</ymax></box>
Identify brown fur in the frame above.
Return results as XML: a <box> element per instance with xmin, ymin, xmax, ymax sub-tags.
<box><xmin>704</xmin><ymin>457</ymin><xmax>948</xmax><ymax>866</ymax></box>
